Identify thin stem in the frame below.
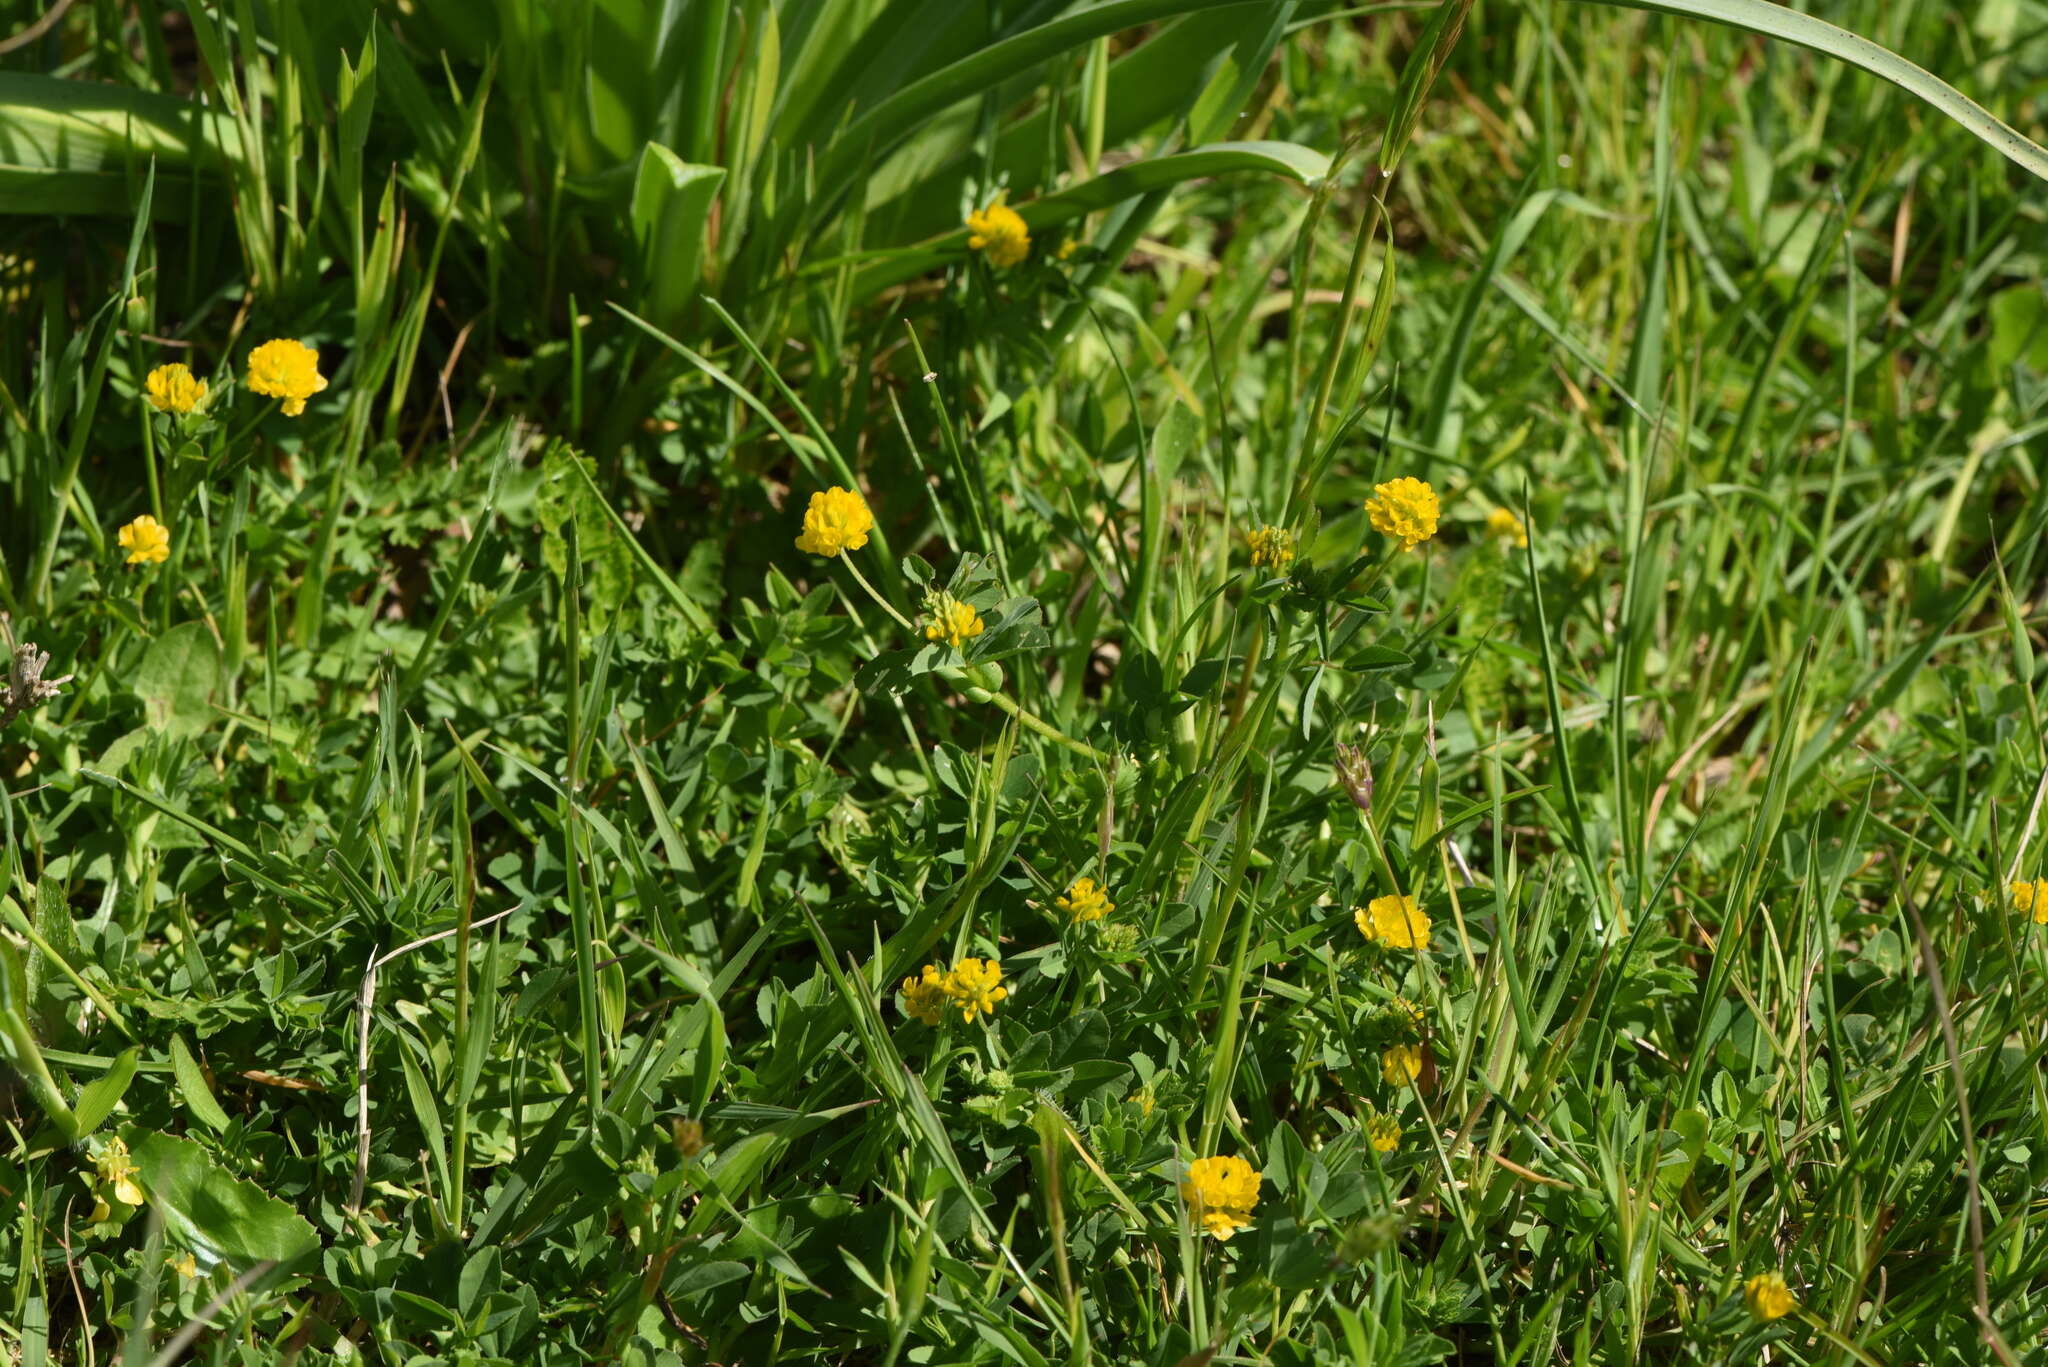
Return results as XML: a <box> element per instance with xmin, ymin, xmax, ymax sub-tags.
<box><xmin>842</xmin><ymin>553</ymin><xmax>917</xmax><ymax>633</ymax></box>
<box><xmin>980</xmin><ymin>688</ymin><xmax>1111</xmax><ymax>765</ymax></box>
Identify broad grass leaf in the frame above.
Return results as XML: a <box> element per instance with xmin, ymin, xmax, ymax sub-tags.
<box><xmin>70</xmin><ymin>1048</ymin><xmax>136</xmax><ymax>1137</ymax></box>
<box><xmin>131</xmin><ymin>622</ymin><xmax>221</xmax><ymax>738</ymax></box>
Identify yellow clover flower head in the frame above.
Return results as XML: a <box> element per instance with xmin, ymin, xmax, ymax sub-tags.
<box><xmin>941</xmin><ymin>956</ymin><xmax>1008</xmax><ymax>1022</ymax></box>
<box><xmin>923</xmin><ymin>591</ymin><xmax>985</xmax><ymax>650</ymax></box>
<box><xmin>1486</xmin><ymin>506</ymin><xmax>1528</xmax><ymax>549</ymax></box>
<box><xmin>1366</xmin><ymin>1111</ymin><xmax>1402</xmax><ymax>1153</ymax></box>
<box><xmin>966</xmin><ymin>195</ymin><xmax>1031</xmax><ymax>268</ymax></box>
<box><xmin>1247</xmin><ymin>524</ymin><xmax>1295</xmax><ymax>570</ymax></box>
<box><xmin>1744</xmin><ymin>1270</ymin><xmax>1797</xmax><ymax>1321</ymax></box>
<box><xmin>2010</xmin><ymin>878</ymin><xmax>2048</xmax><ymax>924</ymax></box>
<box><xmin>795</xmin><ymin>486</ymin><xmax>874</xmax><ymax>557</ymax></box>
<box><xmin>1181</xmin><ymin>1154</ymin><xmax>1261</xmax><ymax>1241</ymax></box>
<box><xmin>1354</xmin><ymin>894</ymin><xmax>1430</xmax><ymax>951</ymax></box>
<box><xmin>1056</xmin><ymin>236</ymin><xmax>1078</xmax><ymax>262</ymax></box>
<box><xmin>118</xmin><ymin>514</ymin><xmax>170</xmax><ymax>566</ymax></box>
<box><xmin>143</xmin><ymin>362</ymin><xmax>207</xmax><ymax>415</ymax></box>
<box><xmin>1057</xmin><ymin>875</ymin><xmax>1115</xmax><ymax>923</ymax></box>
<box><xmin>171</xmin><ymin>1250</ymin><xmax>200</xmax><ymax>1281</ymax></box>
<box><xmin>1365</xmin><ymin>476</ymin><xmax>1440</xmax><ymax>552</ymax></box>
<box><xmin>1381</xmin><ymin>1043</ymin><xmax>1423</xmax><ymax>1087</ymax></box>
<box><xmin>246</xmin><ymin>338</ymin><xmax>327</xmax><ymax>417</ymax></box>
<box><xmin>900</xmin><ymin>964</ymin><xmax>949</xmax><ymax>1026</ymax></box>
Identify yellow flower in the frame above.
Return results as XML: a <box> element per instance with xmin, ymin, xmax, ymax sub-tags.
<box><xmin>1381</xmin><ymin>1044</ymin><xmax>1422</xmax><ymax>1087</ymax></box>
<box><xmin>246</xmin><ymin>338</ymin><xmax>327</xmax><ymax>417</ymax></box>
<box><xmin>923</xmin><ymin>592</ymin><xmax>985</xmax><ymax>650</ymax></box>
<box><xmin>1365</xmin><ymin>476</ymin><xmax>1440</xmax><ymax>552</ymax></box>
<box><xmin>118</xmin><ymin>514</ymin><xmax>170</xmax><ymax>566</ymax></box>
<box><xmin>1744</xmin><ymin>1270</ymin><xmax>1796</xmax><ymax>1321</ymax></box>
<box><xmin>1181</xmin><ymin>1154</ymin><xmax>1261</xmax><ymax>1240</ymax></box>
<box><xmin>1056</xmin><ymin>875</ymin><xmax>1114</xmax><ymax>923</ymax></box>
<box><xmin>1366</xmin><ymin>1112</ymin><xmax>1402</xmax><ymax>1153</ymax></box>
<box><xmin>794</xmin><ymin>486</ymin><xmax>874</xmax><ymax>557</ymax></box>
<box><xmin>1354</xmin><ymin>894</ymin><xmax>1430</xmax><ymax>951</ymax></box>
<box><xmin>900</xmin><ymin>965</ymin><xmax>949</xmax><ymax>1026</ymax></box>
<box><xmin>941</xmin><ymin>957</ymin><xmax>1008</xmax><ymax>1022</ymax></box>
<box><xmin>2011</xmin><ymin>878</ymin><xmax>2048</xmax><ymax>924</ymax></box>
<box><xmin>1129</xmin><ymin>1085</ymin><xmax>1156</xmax><ymax>1118</ymax></box>
<box><xmin>966</xmin><ymin>195</ymin><xmax>1031</xmax><ymax>268</ymax></box>
<box><xmin>1057</xmin><ymin>236</ymin><xmax>1078</xmax><ymax>261</ymax></box>
<box><xmin>1247</xmin><ymin>524</ymin><xmax>1295</xmax><ymax>570</ymax></box>
<box><xmin>143</xmin><ymin>363</ymin><xmax>207</xmax><ymax>415</ymax></box>
<box><xmin>171</xmin><ymin>1250</ymin><xmax>199</xmax><ymax>1280</ymax></box>
<box><xmin>95</xmin><ymin>1137</ymin><xmax>145</xmax><ymax>1207</ymax></box>
<box><xmin>1486</xmin><ymin>506</ymin><xmax>1528</xmax><ymax>548</ymax></box>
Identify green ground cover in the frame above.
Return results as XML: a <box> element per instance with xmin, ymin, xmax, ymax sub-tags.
<box><xmin>4</xmin><ymin>2</ymin><xmax>2048</xmax><ymax>1362</ymax></box>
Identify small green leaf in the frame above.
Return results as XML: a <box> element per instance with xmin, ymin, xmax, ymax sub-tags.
<box><xmin>169</xmin><ymin>1035</ymin><xmax>231</xmax><ymax>1133</ymax></box>
<box><xmin>71</xmin><ymin>1048</ymin><xmax>137</xmax><ymax>1137</ymax></box>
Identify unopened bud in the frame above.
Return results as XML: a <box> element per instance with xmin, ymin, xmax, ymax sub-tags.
<box><xmin>672</xmin><ymin>1117</ymin><xmax>704</xmax><ymax>1158</ymax></box>
<box><xmin>1335</xmin><ymin>1212</ymin><xmax>1402</xmax><ymax>1262</ymax></box>
<box><xmin>1334</xmin><ymin>741</ymin><xmax>1373</xmax><ymax>812</ymax></box>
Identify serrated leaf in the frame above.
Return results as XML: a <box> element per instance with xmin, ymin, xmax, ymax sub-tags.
<box><xmin>534</xmin><ymin>441</ymin><xmax>635</xmax><ymax>621</ymax></box>
<box><xmin>129</xmin><ymin>1129</ymin><xmax>320</xmax><ymax>1268</ymax></box>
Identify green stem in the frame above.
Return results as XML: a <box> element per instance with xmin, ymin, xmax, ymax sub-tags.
<box><xmin>842</xmin><ymin>554</ymin><xmax>917</xmax><ymax>633</ymax></box>
<box><xmin>980</xmin><ymin>688</ymin><xmax>1111</xmax><ymax>765</ymax></box>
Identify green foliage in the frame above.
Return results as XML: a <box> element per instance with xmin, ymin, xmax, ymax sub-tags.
<box><xmin>6</xmin><ymin>1</ymin><xmax>2048</xmax><ymax>1365</ymax></box>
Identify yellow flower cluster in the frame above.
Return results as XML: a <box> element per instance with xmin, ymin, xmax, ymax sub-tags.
<box><xmin>1056</xmin><ymin>875</ymin><xmax>1114</xmax><ymax>923</ymax></box>
<box><xmin>899</xmin><ymin>956</ymin><xmax>1009</xmax><ymax>1024</ymax></box>
<box><xmin>118</xmin><ymin>514</ymin><xmax>170</xmax><ymax>566</ymax></box>
<box><xmin>144</xmin><ymin>363</ymin><xmax>207</xmax><ymax>415</ymax></box>
<box><xmin>1381</xmin><ymin>1043</ymin><xmax>1422</xmax><ymax>1087</ymax></box>
<box><xmin>1354</xmin><ymin>894</ymin><xmax>1429</xmax><ymax>950</ymax></box>
<box><xmin>1365</xmin><ymin>1111</ymin><xmax>1402</xmax><ymax>1153</ymax></box>
<box><xmin>246</xmin><ymin>338</ymin><xmax>327</xmax><ymax>417</ymax></box>
<box><xmin>2010</xmin><ymin>878</ymin><xmax>2048</xmax><ymax>924</ymax></box>
<box><xmin>1366</xmin><ymin>476</ymin><xmax>1440</xmax><ymax>552</ymax></box>
<box><xmin>1181</xmin><ymin>1154</ymin><xmax>1261</xmax><ymax>1240</ymax></box>
<box><xmin>1247</xmin><ymin>524</ymin><xmax>1295</xmax><ymax>569</ymax></box>
<box><xmin>924</xmin><ymin>591</ymin><xmax>985</xmax><ymax>650</ymax></box>
<box><xmin>899</xmin><ymin>965</ymin><xmax>949</xmax><ymax>1025</ymax></box>
<box><xmin>1486</xmin><ymin>506</ymin><xmax>1528</xmax><ymax>548</ymax></box>
<box><xmin>795</xmin><ymin>486</ymin><xmax>875</xmax><ymax>558</ymax></box>
<box><xmin>1744</xmin><ymin>1270</ymin><xmax>1796</xmax><ymax>1321</ymax></box>
<box><xmin>137</xmin><ymin>339</ymin><xmax>338</xmax><ymax>422</ymax></box>
<box><xmin>966</xmin><ymin>195</ymin><xmax>1031</xmax><ymax>268</ymax></box>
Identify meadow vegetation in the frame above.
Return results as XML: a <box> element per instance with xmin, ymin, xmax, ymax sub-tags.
<box><xmin>4</xmin><ymin>2</ymin><xmax>2048</xmax><ymax>1363</ymax></box>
